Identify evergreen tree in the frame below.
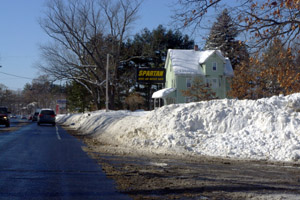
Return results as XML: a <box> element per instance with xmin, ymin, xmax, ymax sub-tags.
<box><xmin>66</xmin><ymin>81</ymin><xmax>93</xmax><ymax>112</ymax></box>
<box><xmin>204</xmin><ymin>9</ymin><xmax>248</xmax><ymax>70</ymax></box>
<box><xmin>122</xmin><ymin>25</ymin><xmax>194</xmax><ymax>110</ymax></box>
<box><xmin>124</xmin><ymin>25</ymin><xmax>194</xmax><ymax>68</ymax></box>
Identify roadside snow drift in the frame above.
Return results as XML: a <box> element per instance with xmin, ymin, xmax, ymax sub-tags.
<box><xmin>57</xmin><ymin>93</ymin><xmax>300</xmax><ymax>162</ymax></box>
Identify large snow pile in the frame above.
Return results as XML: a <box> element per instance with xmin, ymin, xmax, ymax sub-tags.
<box><xmin>57</xmin><ymin>93</ymin><xmax>300</xmax><ymax>162</ymax></box>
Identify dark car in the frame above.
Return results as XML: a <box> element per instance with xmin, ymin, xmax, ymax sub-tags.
<box><xmin>37</xmin><ymin>109</ymin><xmax>56</xmax><ymax>126</ymax></box>
<box><xmin>32</xmin><ymin>112</ymin><xmax>39</xmax><ymax>122</ymax></box>
<box><xmin>0</xmin><ymin>107</ymin><xmax>10</xmax><ymax>127</ymax></box>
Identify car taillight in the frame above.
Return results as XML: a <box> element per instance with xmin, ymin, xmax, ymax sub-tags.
<box><xmin>51</xmin><ymin>115</ymin><xmax>56</xmax><ymax>118</ymax></box>
<box><xmin>39</xmin><ymin>114</ymin><xmax>43</xmax><ymax>117</ymax></box>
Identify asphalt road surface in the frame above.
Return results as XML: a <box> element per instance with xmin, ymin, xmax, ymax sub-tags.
<box><xmin>0</xmin><ymin>120</ymin><xmax>130</xmax><ymax>200</ymax></box>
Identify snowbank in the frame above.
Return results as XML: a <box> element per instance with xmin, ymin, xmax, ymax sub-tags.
<box><xmin>57</xmin><ymin>93</ymin><xmax>300</xmax><ymax>162</ymax></box>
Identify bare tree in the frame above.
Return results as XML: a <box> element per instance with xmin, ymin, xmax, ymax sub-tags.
<box><xmin>38</xmin><ymin>0</ymin><xmax>142</xmax><ymax>110</ymax></box>
<box><xmin>173</xmin><ymin>0</ymin><xmax>300</xmax><ymax>52</ymax></box>
<box><xmin>22</xmin><ymin>75</ymin><xmax>60</xmax><ymax>109</ymax></box>
<box><xmin>181</xmin><ymin>77</ymin><xmax>217</xmax><ymax>101</ymax></box>
<box><xmin>0</xmin><ymin>85</ymin><xmax>23</xmax><ymax>114</ymax></box>
<box><xmin>0</xmin><ymin>84</ymin><xmax>12</xmax><ymax>106</ymax></box>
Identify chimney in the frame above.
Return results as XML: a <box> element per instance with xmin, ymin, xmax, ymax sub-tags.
<box><xmin>194</xmin><ymin>45</ymin><xmax>198</xmax><ymax>51</ymax></box>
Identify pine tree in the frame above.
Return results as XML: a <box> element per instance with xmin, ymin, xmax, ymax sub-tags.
<box><xmin>123</xmin><ymin>25</ymin><xmax>194</xmax><ymax>109</ymax></box>
<box><xmin>204</xmin><ymin>9</ymin><xmax>248</xmax><ymax>70</ymax></box>
<box><xmin>66</xmin><ymin>81</ymin><xmax>93</xmax><ymax>112</ymax></box>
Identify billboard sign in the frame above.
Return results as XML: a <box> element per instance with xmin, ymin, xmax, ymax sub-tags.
<box><xmin>136</xmin><ymin>68</ymin><xmax>166</xmax><ymax>83</ymax></box>
<box><xmin>56</xmin><ymin>99</ymin><xmax>67</xmax><ymax>114</ymax></box>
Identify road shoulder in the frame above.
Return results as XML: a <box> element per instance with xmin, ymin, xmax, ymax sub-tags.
<box><xmin>63</xmin><ymin>126</ymin><xmax>300</xmax><ymax>200</ymax></box>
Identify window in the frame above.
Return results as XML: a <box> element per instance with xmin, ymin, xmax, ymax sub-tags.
<box><xmin>205</xmin><ymin>78</ymin><xmax>210</xmax><ymax>87</ymax></box>
<box><xmin>206</xmin><ymin>78</ymin><xmax>219</xmax><ymax>88</ymax></box>
<box><xmin>41</xmin><ymin>110</ymin><xmax>55</xmax><ymax>115</ymax></box>
<box><xmin>212</xmin><ymin>62</ymin><xmax>217</xmax><ymax>71</ymax></box>
<box><xmin>186</xmin><ymin>78</ymin><xmax>192</xmax><ymax>88</ymax></box>
<box><xmin>185</xmin><ymin>97</ymin><xmax>193</xmax><ymax>103</ymax></box>
<box><xmin>211</xmin><ymin>78</ymin><xmax>218</xmax><ymax>88</ymax></box>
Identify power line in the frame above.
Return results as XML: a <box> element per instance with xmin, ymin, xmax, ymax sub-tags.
<box><xmin>0</xmin><ymin>71</ymin><xmax>33</xmax><ymax>80</ymax></box>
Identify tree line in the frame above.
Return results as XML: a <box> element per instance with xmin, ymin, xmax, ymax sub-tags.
<box><xmin>3</xmin><ymin>0</ymin><xmax>299</xmax><ymax>112</ymax></box>
<box><xmin>0</xmin><ymin>76</ymin><xmax>64</xmax><ymax>114</ymax></box>
<box><xmin>36</xmin><ymin>0</ymin><xmax>195</xmax><ymax>111</ymax></box>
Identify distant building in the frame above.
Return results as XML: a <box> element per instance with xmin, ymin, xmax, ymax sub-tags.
<box><xmin>152</xmin><ymin>47</ymin><xmax>234</xmax><ymax>106</ymax></box>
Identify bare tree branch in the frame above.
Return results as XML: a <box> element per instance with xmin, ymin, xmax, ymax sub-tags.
<box><xmin>38</xmin><ymin>0</ymin><xmax>142</xmax><ymax>109</ymax></box>
<box><xmin>173</xmin><ymin>0</ymin><xmax>300</xmax><ymax>52</ymax></box>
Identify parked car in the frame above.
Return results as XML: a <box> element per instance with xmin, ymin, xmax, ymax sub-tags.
<box><xmin>32</xmin><ymin>112</ymin><xmax>39</xmax><ymax>122</ymax></box>
<box><xmin>0</xmin><ymin>107</ymin><xmax>10</xmax><ymax>127</ymax></box>
<box><xmin>37</xmin><ymin>109</ymin><xmax>56</xmax><ymax>126</ymax></box>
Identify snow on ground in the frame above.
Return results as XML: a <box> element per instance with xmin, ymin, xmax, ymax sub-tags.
<box><xmin>57</xmin><ymin>93</ymin><xmax>300</xmax><ymax>162</ymax></box>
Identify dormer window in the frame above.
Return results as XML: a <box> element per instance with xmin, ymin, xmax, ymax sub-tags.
<box><xmin>212</xmin><ymin>62</ymin><xmax>217</xmax><ymax>71</ymax></box>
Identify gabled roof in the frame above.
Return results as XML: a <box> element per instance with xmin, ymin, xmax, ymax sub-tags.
<box><xmin>198</xmin><ymin>50</ymin><xmax>226</xmax><ymax>64</ymax></box>
<box><xmin>166</xmin><ymin>49</ymin><xmax>231</xmax><ymax>75</ymax></box>
<box><xmin>168</xmin><ymin>49</ymin><xmax>204</xmax><ymax>75</ymax></box>
<box><xmin>224</xmin><ymin>58</ymin><xmax>234</xmax><ymax>77</ymax></box>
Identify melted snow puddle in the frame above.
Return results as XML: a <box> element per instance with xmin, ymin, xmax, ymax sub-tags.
<box><xmin>148</xmin><ymin>162</ymin><xmax>168</xmax><ymax>167</ymax></box>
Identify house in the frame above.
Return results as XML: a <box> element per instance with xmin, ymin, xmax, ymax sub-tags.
<box><xmin>152</xmin><ymin>47</ymin><xmax>234</xmax><ymax>106</ymax></box>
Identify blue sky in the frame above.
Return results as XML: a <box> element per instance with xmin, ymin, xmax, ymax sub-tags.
<box><xmin>0</xmin><ymin>0</ymin><xmax>214</xmax><ymax>91</ymax></box>
<box><xmin>0</xmin><ymin>0</ymin><xmax>47</xmax><ymax>90</ymax></box>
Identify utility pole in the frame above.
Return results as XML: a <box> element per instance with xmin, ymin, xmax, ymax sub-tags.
<box><xmin>106</xmin><ymin>54</ymin><xmax>109</xmax><ymax>112</ymax></box>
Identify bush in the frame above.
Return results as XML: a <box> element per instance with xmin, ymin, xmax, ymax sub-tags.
<box><xmin>125</xmin><ymin>92</ymin><xmax>145</xmax><ymax>111</ymax></box>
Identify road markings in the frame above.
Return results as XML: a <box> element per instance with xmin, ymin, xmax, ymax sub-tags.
<box><xmin>56</xmin><ymin>126</ymin><xmax>61</xmax><ymax>140</ymax></box>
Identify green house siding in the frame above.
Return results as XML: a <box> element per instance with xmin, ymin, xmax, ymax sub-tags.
<box><xmin>202</xmin><ymin>55</ymin><xmax>227</xmax><ymax>99</ymax></box>
<box><xmin>176</xmin><ymin>75</ymin><xmax>228</xmax><ymax>103</ymax></box>
<box><xmin>177</xmin><ymin>75</ymin><xmax>191</xmax><ymax>103</ymax></box>
<box><xmin>165</xmin><ymin>60</ymin><xmax>175</xmax><ymax>88</ymax></box>
<box><xmin>203</xmin><ymin>56</ymin><xmax>224</xmax><ymax>76</ymax></box>
<box><xmin>164</xmin><ymin>59</ymin><xmax>177</xmax><ymax>104</ymax></box>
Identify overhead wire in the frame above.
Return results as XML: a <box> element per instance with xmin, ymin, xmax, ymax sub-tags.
<box><xmin>0</xmin><ymin>71</ymin><xmax>33</xmax><ymax>80</ymax></box>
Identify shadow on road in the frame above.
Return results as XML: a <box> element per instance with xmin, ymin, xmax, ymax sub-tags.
<box><xmin>0</xmin><ymin>120</ymin><xmax>31</xmax><ymax>133</ymax></box>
